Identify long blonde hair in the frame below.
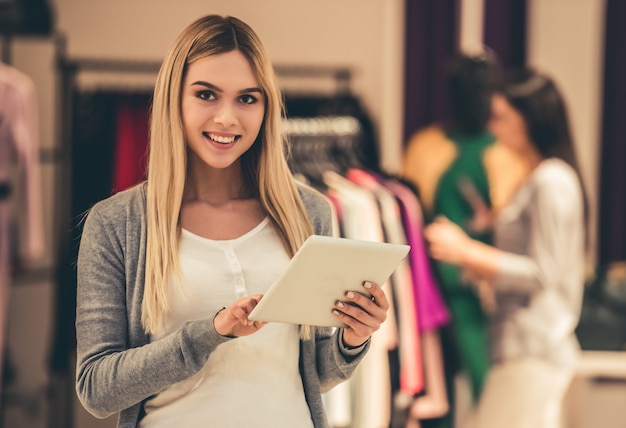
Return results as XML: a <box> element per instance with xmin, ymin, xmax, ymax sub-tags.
<box><xmin>144</xmin><ymin>15</ymin><xmax>314</xmax><ymax>336</ymax></box>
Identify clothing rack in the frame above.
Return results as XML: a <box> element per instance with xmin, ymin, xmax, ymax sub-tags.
<box><xmin>285</xmin><ymin>115</ymin><xmax>367</xmax><ymax>182</ymax></box>
<box><xmin>56</xmin><ymin>57</ymin><xmax>353</xmax><ymax>91</ymax></box>
<box><xmin>58</xmin><ymin>59</ymin><xmax>353</xmax><ymax>84</ymax></box>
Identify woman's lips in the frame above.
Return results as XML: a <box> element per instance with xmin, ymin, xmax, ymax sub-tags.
<box><xmin>203</xmin><ymin>132</ymin><xmax>240</xmax><ymax>144</ymax></box>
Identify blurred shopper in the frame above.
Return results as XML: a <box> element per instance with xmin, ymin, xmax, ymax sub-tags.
<box><xmin>424</xmin><ymin>68</ymin><xmax>587</xmax><ymax>428</ymax></box>
<box><xmin>403</xmin><ymin>52</ymin><xmax>527</xmax><ymax>428</ymax></box>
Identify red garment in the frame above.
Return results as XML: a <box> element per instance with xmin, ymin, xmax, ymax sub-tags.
<box><xmin>112</xmin><ymin>97</ymin><xmax>149</xmax><ymax>192</ymax></box>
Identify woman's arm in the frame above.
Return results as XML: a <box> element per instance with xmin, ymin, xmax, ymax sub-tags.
<box><xmin>489</xmin><ymin>169</ymin><xmax>585</xmax><ymax>295</ymax></box>
<box><xmin>424</xmin><ymin>216</ymin><xmax>503</xmax><ymax>280</ymax></box>
<box><xmin>75</xmin><ymin>206</ymin><xmax>232</xmax><ymax>418</ymax></box>
<box><xmin>424</xmin><ymin>166</ymin><xmax>584</xmax><ymax>297</ymax></box>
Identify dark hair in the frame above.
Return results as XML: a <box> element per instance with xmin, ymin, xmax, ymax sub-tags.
<box><xmin>446</xmin><ymin>52</ymin><xmax>500</xmax><ymax>135</ymax></box>
<box><xmin>499</xmin><ymin>69</ymin><xmax>578</xmax><ymax>163</ymax></box>
<box><xmin>499</xmin><ymin>68</ymin><xmax>589</xmax><ymax>247</ymax></box>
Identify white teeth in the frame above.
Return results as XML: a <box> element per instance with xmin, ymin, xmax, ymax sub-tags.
<box><xmin>207</xmin><ymin>133</ymin><xmax>236</xmax><ymax>144</ymax></box>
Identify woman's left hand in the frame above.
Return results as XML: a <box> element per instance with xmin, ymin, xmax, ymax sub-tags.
<box><xmin>333</xmin><ymin>281</ymin><xmax>389</xmax><ymax>348</ymax></box>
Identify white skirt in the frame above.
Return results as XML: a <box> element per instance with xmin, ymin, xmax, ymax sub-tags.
<box><xmin>464</xmin><ymin>357</ymin><xmax>573</xmax><ymax>428</ymax></box>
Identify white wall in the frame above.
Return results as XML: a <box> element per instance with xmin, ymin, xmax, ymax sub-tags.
<box><xmin>459</xmin><ymin>0</ymin><xmax>486</xmax><ymax>55</ymax></box>
<box><xmin>527</xmin><ymin>0</ymin><xmax>606</xmax><ymax>265</ymax></box>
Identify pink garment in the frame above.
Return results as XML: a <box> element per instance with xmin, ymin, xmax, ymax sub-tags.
<box><xmin>0</xmin><ymin>61</ymin><xmax>45</xmax><ymax>398</ymax></box>
<box><xmin>0</xmin><ymin>61</ymin><xmax>44</xmax><ymax>260</ymax></box>
<box><xmin>382</xmin><ymin>178</ymin><xmax>450</xmax><ymax>332</ymax></box>
<box><xmin>0</xmin><ymin>200</ymin><xmax>10</xmax><ymax>401</ymax></box>
<box><xmin>345</xmin><ymin>168</ymin><xmax>425</xmax><ymax>395</ymax></box>
<box><xmin>324</xmin><ymin>190</ymin><xmax>344</xmax><ymax>237</ymax></box>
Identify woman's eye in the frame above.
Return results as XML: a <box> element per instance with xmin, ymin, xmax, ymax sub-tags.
<box><xmin>240</xmin><ymin>94</ymin><xmax>258</xmax><ymax>105</ymax></box>
<box><xmin>197</xmin><ymin>91</ymin><xmax>216</xmax><ymax>101</ymax></box>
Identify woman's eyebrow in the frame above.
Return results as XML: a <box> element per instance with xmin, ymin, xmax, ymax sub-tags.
<box><xmin>190</xmin><ymin>81</ymin><xmax>262</xmax><ymax>95</ymax></box>
<box><xmin>240</xmin><ymin>87</ymin><xmax>263</xmax><ymax>94</ymax></box>
<box><xmin>190</xmin><ymin>81</ymin><xmax>222</xmax><ymax>92</ymax></box>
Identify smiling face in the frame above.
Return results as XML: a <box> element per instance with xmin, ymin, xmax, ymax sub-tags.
<box><xmin>181</xmin><ymin>50</ymin><xmax>265</xmax><ymax>175</ymax></box>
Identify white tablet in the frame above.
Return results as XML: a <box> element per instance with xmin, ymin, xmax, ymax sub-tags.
<box><xmin>248</xmin><ymin>235</ymin><xmax>410</xmax><ymax>327</ymax></box>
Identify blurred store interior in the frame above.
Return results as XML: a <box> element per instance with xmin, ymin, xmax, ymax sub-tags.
<box><xmin>1</xmin><ymin>0</ymin><xmax>625</xmax><ymax>427</ymax></box>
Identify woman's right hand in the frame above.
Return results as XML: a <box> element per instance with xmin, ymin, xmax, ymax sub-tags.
<box><xmin>424</xmin><ymin>216</ymin><xmax>473</xmax><ymax>265</ymax></box>
<box><xmin>213</xmin><ymin>294</ymin><xmax>267</xmax><ymax>337</ymax></box>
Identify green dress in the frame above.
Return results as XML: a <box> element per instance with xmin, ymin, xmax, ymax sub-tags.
<box><xmin>429</xmin><ymin>130</ymin><xmax>494</xmax><ymax>428</ymax></box>
<box><xmin>404</xmin><ymin>123</ymin><xmax>529</xmax><ymax>428</ymax></box>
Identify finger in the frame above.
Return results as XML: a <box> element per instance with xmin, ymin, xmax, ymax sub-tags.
<box><xmin>249</xmin><ymin>293</ymin><xmax>264</xmax><ymax>303</ymax></box>
<box><xmin>335</xmin><ymin>298</ymin><xmax>381</xmax><ymax>329</ymax></box>
<box><xmin>240</xmin><ymin>294</ymin><xmax>263</xmax><ymax>310</ymax></box>
<box><xmin>428</xmin><ymin>246</ymin><xmax>445</xmax><ymax>260</ymax></box>
<box><xmin>423</xmin><ymin>224</ymin><xmax>440</xmax><ymax>241</ymax></box>
<box><xmin>342</xmin><ymin>282</ymin><xmax>389</xmax><ymax>323</ymax></box>
<box><xmin>333</xmin><ymin>309</ymin><xmax>373</xmax><ymax>337</ymax></box>
<box><xmin>362</xmin><ymin>282</ymin><xmax>390</xmax><ymax>311</ymax></box>
<box><xmin>230</xmin><ymin>304</ymin><xmax>252</xmax><ymax>325</ymax></box>
<box><xmin>343</xmin><ymin>291</ymin><xmax>383</xmax><ymax>319</ymax></box>
<box><xmin>435</xmin><ymin>215</ymin><xmax>451</xmax><ymax>224</ymax></box>
<box><xmin>251</xmin><ymin>320</ymin><xmax>267</xmax><ymax>330</ymax></box>
<box><xmin>234</xmin><ymin>295</ymin><xmax>264</xmax><ymax>325</ymax></box>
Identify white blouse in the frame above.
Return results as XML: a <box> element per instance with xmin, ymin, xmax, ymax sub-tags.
<box><xmin>491</xmin><ymin>158</ymin><xmax>586</xmax><ymax>367</ymax></box>
<box><xmin>140</xmin><ymin>218</ymin><xmax>314</xmax><ymax>428</ymax></box>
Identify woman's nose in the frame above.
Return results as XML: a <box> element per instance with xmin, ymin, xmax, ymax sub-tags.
<box><xmin>213</xmin><ymin>101</ymin><xmax>237</xmax><ymax>127</ymax></box>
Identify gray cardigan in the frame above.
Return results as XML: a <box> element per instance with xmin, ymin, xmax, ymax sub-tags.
<box><xmin>75</xmin><ymin>182</ymin><xmax>369</xmax><ymax>428</ymax></box>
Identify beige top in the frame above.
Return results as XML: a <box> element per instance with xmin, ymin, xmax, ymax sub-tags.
<box><xmin>402</xmin><ymin>124</ymin><xmax>530</xmax><ymax>216</ymax></box>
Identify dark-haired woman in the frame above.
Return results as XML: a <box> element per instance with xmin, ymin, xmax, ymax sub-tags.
<box><xmin>402</xmin><ymin>53</ymin><xmax>528</xmax><ymax>428</ymax></box>
<box><xmin>424</xmin><ymin>69</ymin><xmax>587</xmax><ymax>428</ymax></box>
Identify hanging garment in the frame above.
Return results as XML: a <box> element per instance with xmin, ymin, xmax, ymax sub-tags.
<box><xmin>345</xmin><ymin>168</ymin><xmax>425</xmax><ymax>396</ymax></box>
<box><xmin>112</xmin><ymin>95</ymin><xmax>150</xmax><ymax>193</ymax></box>
<box><xmin>346</xmin><ymin>168</ymin><xmax>427</xmax><ymax>428</ymax></box>
<box><xmin>50</xmin><ymin>90</ymin><xmax>151</xmax><ymax>377</ymax></box>
<box><xmin>0</xmin><ymin>61</ymin><xmax>44</xmax><ymax>262</ymax></box>
<box><xmin>382</xmin><ymin>177</ymin><xmax>452</xmax><ymax>421</ymax></box>
<box><xmin>50</xmin><ymin>90</ymin><xmax>117</xmax><ymax>376</ymax></box>
<box><xmin>383</xmin><ymin>177</ymin><xmax>450</xmax><ymax>333</ymax></box>
<box><xmin>323</xmin><ymin>171</ymin><xmax>396</xmax><ymax>428</ymax></box>
<box><xmin>0</xmin><ymin>61</ymin><xmax>45</xmax><ymax>397</ymax></box>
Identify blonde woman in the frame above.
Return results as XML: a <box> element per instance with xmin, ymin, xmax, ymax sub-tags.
<box><xmin>75</xmin><ymin>15</ymin><xmax>388</xmax><ymax>428</ymax></box>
